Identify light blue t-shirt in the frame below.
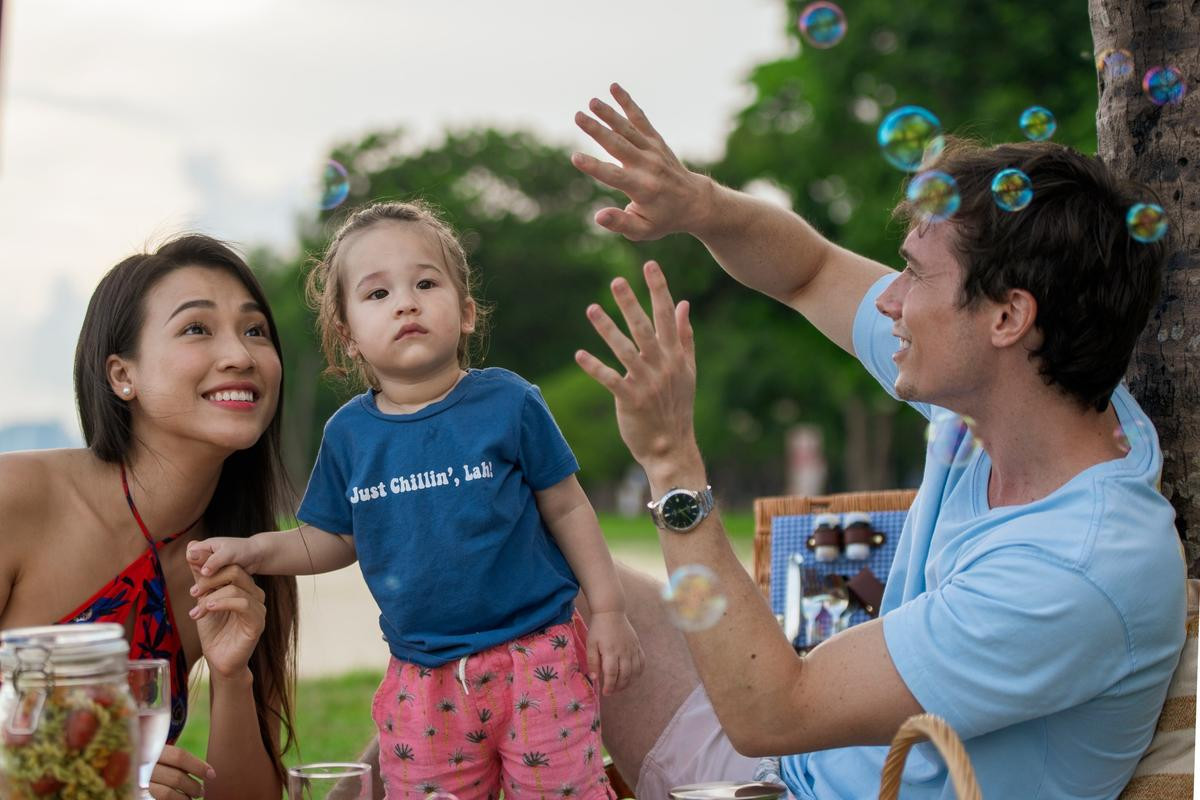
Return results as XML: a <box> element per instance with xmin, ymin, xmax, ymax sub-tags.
<box><xmin>297</xmin><ymin>368</ymin><xmax>581</xmax><ymax>667</ymax></box>
<box><xmin>781</xmin><ymin>273</ymin><xmax>1186</xmax><ymax>800</ymax></box>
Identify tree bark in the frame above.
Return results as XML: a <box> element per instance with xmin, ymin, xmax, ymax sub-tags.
<box><xmin>1091</xmin><ymin>0</ymin><xmax>1200</xmax><ymax>574</ymax></box>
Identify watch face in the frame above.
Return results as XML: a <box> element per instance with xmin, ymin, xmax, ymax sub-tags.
<box><xmin>661</xmin><ymin>491</ymin><xmax>701</xmax><ymax>529</ymax></box>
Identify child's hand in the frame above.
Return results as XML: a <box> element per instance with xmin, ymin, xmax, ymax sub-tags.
<box><xmin>186</xmin><ymin>537</ymin><xmax>263</xmax><ymax>577</ymax></box>
<box><xmin>586</xmin><ymin>610</ymin><xmax>645</xmax><ymax>695</ymax></box>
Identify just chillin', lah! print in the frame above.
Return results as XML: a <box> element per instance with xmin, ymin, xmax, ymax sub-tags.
<box><xmin>347</xmin><ymin>460</ymin><xmax>494</xmax><ymax>505</ymax></box>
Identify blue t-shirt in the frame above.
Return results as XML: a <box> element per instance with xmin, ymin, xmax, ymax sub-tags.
<box><xmin>297</xmin><ymin>368</ymin><xmax>581</xmax><ymax>667</ymax></box>
<box><xmin>781</xmin><ymin>273</ymin><xmax>1186</xmax><ymax>800</ymax></box>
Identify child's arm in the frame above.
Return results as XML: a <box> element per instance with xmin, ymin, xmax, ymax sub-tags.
<box><xmin>186</xmin><ymin>525</ymin><xmax>357</xmax><ymax>577</ymax></box>
<box><xmin>535</xmin><ymin>475</ymin><xmax>644</xmax><ymax>694</ymax></box>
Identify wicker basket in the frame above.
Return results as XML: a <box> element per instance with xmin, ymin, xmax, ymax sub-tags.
<box><xmin>878</xmin><ymin>714</ymin><xmax>981</xmax><ymax>800</ymax></box>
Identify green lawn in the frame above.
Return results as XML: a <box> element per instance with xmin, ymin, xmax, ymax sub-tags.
<box><xmin>176</xmin><ymin>510</ymin><xmax>758</xmax><ymax>766</ymax></box>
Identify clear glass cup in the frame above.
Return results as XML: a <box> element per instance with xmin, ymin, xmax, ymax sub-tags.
<box><xmin>287</xmin><ymin>761</ymin><xmax>372</xmax><ymax>800</ymax></box>
<box><xmin>128</xmin><ymin>658</ymin><xmax>170</xmax><ymax>800</ymax></box>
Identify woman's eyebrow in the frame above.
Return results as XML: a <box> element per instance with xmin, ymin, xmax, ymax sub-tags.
<box><xmin>166</xmin><ymin>299</ymin><xmax>263</xmax><ymax>323</ymax></box>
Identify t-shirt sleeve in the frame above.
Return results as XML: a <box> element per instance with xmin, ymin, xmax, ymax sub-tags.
<box><xmin>519</xmin><ymin>384</ymin><xmax>580</xmax><ymax>490</ymax></box>
<box><xmin>882</xmin><ymin>547</ymin><xmax>1131</xmax><ymax>740</ymax></box>
<box><xmin>296</xmin><ymin>429</ymin><xmax>355</xmax><ymax>535</ymax></box>
<box><xmin>851</xmin><ymin>271</ymin><xmax>933</xmax><ymax>421</ymax></box>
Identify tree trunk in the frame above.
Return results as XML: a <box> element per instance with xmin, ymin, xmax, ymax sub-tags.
<box><xmin>1091</xmin><ymin>0</ymin><xmax>1200</xmax><ymax>574</ymax></box>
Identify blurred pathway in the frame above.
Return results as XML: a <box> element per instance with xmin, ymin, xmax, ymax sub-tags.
<box><xmin>296</xmin><ymin>543</ymin><xmax>753</xmax><ymax>677</ymax></box>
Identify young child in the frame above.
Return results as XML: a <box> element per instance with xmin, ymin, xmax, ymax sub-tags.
<box><xmin>187</xmin><ymin>200</ymin><xmax>642</xmax><ymax>800</ymax></box>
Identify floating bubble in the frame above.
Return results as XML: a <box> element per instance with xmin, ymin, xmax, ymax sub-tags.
<box><xmin>906</xmin><ymin>171</ymin><xmax>960</xmax><ymax>222</ymax></box>
<box><xmin>925</xmin><ymin>414</ymin><xmax>981</xmax><ymax>469</ymax></box>
<box><xmin>662</xmin><ymin>565</ymin><xmax>728</xmax><ymax>632</ymax></box>
<box><xmin>877</xmin><ymin>106</ymin><xmax>945</xmax><ymax>172</ymax></box>
<box><xmin>321</xmin><ymin>160</ymin><xmax>351</xmax><ymax>210</ymax></box>
<box><xmin>1096</xmin><ymin>48</ymin><xmax>1134</xmax><ymax>79</ymax></box>
<box><xmin>1114</xmin><ymin>418</ymin><xmax>1152</xmax><ymax>456</ymax></box>
<box><xmin>1142</xmin><ymin>66</ymin><xmax>1187</xmax><ymax>106</ymax></box>
<box><xmin>990</xmin><ymin>168</ymin><xmax>1033</xmax><ymax>212</ymax></box>
<box><xmin>1126</xmin><ymin>203</ymin><xmax>1168</xmax><ymax>243</ymax></box>
<box><xmin>1019</xmin><ymin>106</ymin><xmax>1057</xmax><ymax>141</ymax></box>
<box><xmin>798</xmin><ymin>2</ymin><xmax>847</xmax><ymax>49</ymax></box>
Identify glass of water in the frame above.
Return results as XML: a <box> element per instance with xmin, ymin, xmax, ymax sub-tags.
<box><xmin>128</xmin><ymin>659</ymin><xmax>171</xmax><ymax>800</ymax></box>
<box><xmin>288</xmin><ymin>762</ymin><xmax>372</xmax><ymax>799</ymax></box>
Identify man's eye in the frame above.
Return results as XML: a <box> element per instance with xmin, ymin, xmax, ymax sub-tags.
<box><xmin>367</xmin><ymin>289</ymin><xmax>388</xmax><ymax>300</ymax></box>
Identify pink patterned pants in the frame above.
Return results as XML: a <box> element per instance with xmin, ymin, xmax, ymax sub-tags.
<box><xmin>372</xmin><ymin>612</ymin><xmax>616</xmax><ymax>800</ymax></box>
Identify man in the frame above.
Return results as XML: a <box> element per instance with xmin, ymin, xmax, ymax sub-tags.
<box><xmin>570</xmin><ymin>83</ymin><xmax>1185</xmax><ymax>799</ymax></box>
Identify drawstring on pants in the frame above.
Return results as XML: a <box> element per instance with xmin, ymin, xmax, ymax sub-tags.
<box><xmin>456</xmin><ymin>655</ymin><xmax>470</xmax><ymax>694</ymax></box>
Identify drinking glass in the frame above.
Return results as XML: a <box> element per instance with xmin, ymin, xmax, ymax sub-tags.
<box><xmin>128</xmin><ymin>658</ymin><xmax>170</xmax><ymax>800</ymax></box>
<box><xmin>287</xmin><ymin>762</ymin><xmax>372</xmax><ymax>800</ymax></box>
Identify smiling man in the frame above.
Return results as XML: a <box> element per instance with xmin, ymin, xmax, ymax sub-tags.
<box><xmin>570</xmin><ymin>84</ymin><xmax>1184</xmax><ymax>800</ymax></box>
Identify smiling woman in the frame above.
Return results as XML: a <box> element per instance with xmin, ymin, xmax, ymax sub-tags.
<box><xmin>0</xmin><ymin>234</ymin><xmax>299</xmax><ymax>800</ymax></box>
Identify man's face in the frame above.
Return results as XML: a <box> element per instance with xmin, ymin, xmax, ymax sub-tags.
<box><xmin>875</xmin><ymin>223</ymin><xmax>996</xmax><ymax>409</ymax></box>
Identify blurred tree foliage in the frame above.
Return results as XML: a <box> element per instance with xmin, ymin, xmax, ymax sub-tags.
<box><xmin>254</xmin><ymin>0</ymin><xmax>1100</xmax><ymax>505</ymax></box>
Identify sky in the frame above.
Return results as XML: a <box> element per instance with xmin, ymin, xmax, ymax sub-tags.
<box><xmin>0</xmin><ymin>0</ymin><xmax>789</xmax><ymax>438</ymax></box>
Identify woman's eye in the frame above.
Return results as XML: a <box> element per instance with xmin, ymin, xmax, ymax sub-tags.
<box><xmin>416</xmin><ymin>279</ymin><xmax>436</xmax><ymax>290</ymax></box>
<box><xmin>182</xmin><ymin>322</ymin><xmax>209</xmax><ymax>335</ymax></box>
<box><xmin>367</xmin><ymin>288</ymin><xmax>388</xmax><ymax>300</ymax></box>
<box><xmin>246</xmin><ymin>323</ymin><xmax>270</xmax><ymax>338</ymax></box>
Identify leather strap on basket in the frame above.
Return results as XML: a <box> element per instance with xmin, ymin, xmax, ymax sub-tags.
<box><xmin>878</xmin><ymin>714</ymin><xmax>981</xmax><ymax>800</ymax></box>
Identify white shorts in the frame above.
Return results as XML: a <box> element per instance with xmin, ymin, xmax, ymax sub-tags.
<box><xmin>636</xmin><ymin>684</ymin><xmax>762</xmax><ymax>799</ymax></box>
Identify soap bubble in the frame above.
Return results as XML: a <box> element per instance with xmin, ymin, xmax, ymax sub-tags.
<box><xmin>877</xmin><ymin>106</ymin><xmax>944</xmax><ymax>172</ymax></box>
<box><xmin>321</xmin><ymin>160</ymin><xmax>351</xmax><ymax>210</ymax></box>
<box><xmin>990</xmin><ymin>168</ymin><xmax>1033</xmax><ymax>212</ymax></box>
<box><xmin>926</xmin><ymin>414</ymin><xmax>981</xmax><ymax>469</ymax></box>
<box><xmin>1142</xmin><ymin>66</ymin><xmax>1187</xmax><ymax>106</ymax></box>
<box><xmin>906</xmin><ymin>171</ymin><xmax>960</xmax><ymax>222</ymax></box>
<box><xmin>798</xmin><ymin>2</ymin><xmax>847</xmax><ymax>49</ymax></box>
<box><xmin>1096</xmin><ymin>48</ymin><xmax>1134</xmax><ymax>79</ymax></box>
<box><xmin>1126</xmin><ymin>203</ymin><xmax>1168</xmax><ymax>243</ymax></box>
<box><xmin>662</xmin><ymin>565</ymin><xmax>728</xmax><ymax>632</ymax></box>
<box><xmin>1019</xmin><ymin>106</ymin><xmax>1057</xmax><ymax>141</ymax></box>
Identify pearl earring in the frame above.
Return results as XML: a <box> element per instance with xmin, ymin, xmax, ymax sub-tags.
<box><xmin>122</xmin><ymin>387</ymin><xmax>131</xmax><ymax>396</ymax></box>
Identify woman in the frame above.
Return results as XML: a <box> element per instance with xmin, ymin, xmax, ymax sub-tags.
<box><xmin>0</xmin><ymin>235</ymin><xmax>298</xmax><ymax>799</ymax></box>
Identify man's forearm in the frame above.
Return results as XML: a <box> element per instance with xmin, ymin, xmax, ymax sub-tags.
<box><xmin>690</xmin><ymin>180</ymin><xmax>836</xmax><ymax>309</ymax></box>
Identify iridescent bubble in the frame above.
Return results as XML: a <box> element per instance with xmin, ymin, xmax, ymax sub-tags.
<box><xmin>321</xmin><ymin>160</ymin><xmax>351</xmax><ymax>210</ymax></box>
<box><xmin>1019</xmin><ymin>106</ymin><xmax>1057</xmax><ymax>141</ymax></box>
<box><xmin>925</xmin><ymin>414</ymin><xmax>981</xmax><ymax>469</ymax></box>
<box><xmin>1114</xmin><ymin>418</ymin><xmax>1152</xmax><ymax>456</ymax></box>
<box><xmin>990</xmin><ymin>168</ymin><xmax>1033</xmax><ymax>212</ymax></box>
<box><xmin>798</xmin><ymin>2</ymin><xmax>847</xmax><ymax>49</ymax></box>
<box><xmin>1096</xmin><ymin>48</ymin><xmax>1134</xmax><ymax>79</ymax></box>
<box><xmin>662</xmin><ymin>565</ymin><xmax>728</xmax><ymax>632</ymax></box>
<box><xmin>906</xmin><ymin>171</ymin><xmax>960</xmax><ymax>222</ymax></box>
<box><xmin>1142</xmin><ymin>66</ymin><xmax>1187</xmax><ymax>106</ymax></box>
<box><xmin>1126</xmin><ymin>203</ymin><xmax>1168</xmax><ymax>243</ymax></box>
<box><xmin>877</xmin><ymin>106</ymin><xmax>945</xmax><ymax>172</ymax></box>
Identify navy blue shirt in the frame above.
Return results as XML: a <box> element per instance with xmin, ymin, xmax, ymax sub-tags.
<box><xmin>298</xmin><ymin>368</ymin><xmax>581</xmax><ymax>666</ymax></box>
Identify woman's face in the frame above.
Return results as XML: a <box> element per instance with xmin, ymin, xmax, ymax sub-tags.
<box><xmin>115</xmin><ymin>266</ymin><xmax>281</xmax><ymax>454</ymax></box>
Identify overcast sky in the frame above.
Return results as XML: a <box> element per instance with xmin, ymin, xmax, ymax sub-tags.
<box><xmin>0</xmin><ymin>0</ymin><xmax>788</xmax><ymax>437</ymax></box>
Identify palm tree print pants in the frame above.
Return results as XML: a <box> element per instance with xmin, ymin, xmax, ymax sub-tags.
<box><xmin>371</xmin><ymin>611</ymin><xmax>616</xmax><ymax>800</ymax></box>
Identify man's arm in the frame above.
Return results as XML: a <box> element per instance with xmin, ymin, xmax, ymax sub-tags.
<box><xmin>572</xmin><ymin>83</ymin><xmax>890</xmax><ymax>354</ymax></box>
<box><xmin>576</xmin><ymin>262</ymin><xmax>922</xmax><ymax>754</ymax></box>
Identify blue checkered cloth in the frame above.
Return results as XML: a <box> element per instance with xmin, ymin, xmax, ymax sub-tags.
<box><xmin>768</xmin><ymin>510</ymin><xmax>907</xmax><ymax>648</ymax></box>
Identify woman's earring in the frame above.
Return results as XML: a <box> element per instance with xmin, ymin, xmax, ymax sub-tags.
<box><xmin>122</xmin><ymin>387</ymin><xmax>132</xmax><ymax>397</ymax></box>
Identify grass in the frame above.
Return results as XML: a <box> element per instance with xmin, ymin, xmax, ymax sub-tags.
<box><xmin>176</xmin><ymin>510</ymin><xmax>758</xmax><ymax>765</ymax></box>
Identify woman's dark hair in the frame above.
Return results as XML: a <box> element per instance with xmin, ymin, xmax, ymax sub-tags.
<box><xmin>73</xmin><ymin>234</ymin><xmax>298</xmax><ymax>784</ymax></box>
<box><xmin>895</xmin><ymin>138</ymin><xmax>1168</xmax><ymax>412</ymax></box>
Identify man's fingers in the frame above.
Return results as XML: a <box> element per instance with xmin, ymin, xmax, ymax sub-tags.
<box><xmin>570</xmin><ymin>152</ymin><xmax>636</xmax><ymax>197</ymax></box>
<box><xmin>574</xmin><ymin>110</ymin><xmax>643</xmax><ymax>168</ymax></box>
<box><xmin>588</xmin><ymin>96</ymin><xmax>652</xmax><ymax>152</ymax></box>
<box><xmin>585</xmin><ymin>301</ymin><xmax>642</xmax><ymax>375</ymax></box>
<box><xmin>676</xmin><ymin>300</ymin><xmax>695</xmax><ymax>365</ymax></box>
<box><xmin>575</xmin><ymin>349</ymin><xmax>625</xmax><ymax>397</ymax></box>
<box><xmin>642</xmin><ymin>261</ymin><xmax>680</xmax><ymax>350</ymax></box>
<box><xmin>594</xmin><ymin>207</ymin><xmax>656</xmax><ymax>242</ymax></box>
<box><xmin>611</xmin><ymin>83</ymin><xmax>664</xmax><ymax>143</ymax></box>
<box><xmin>609</xmin><ymin>277</ymin><xmax>659</xmax><ymax>360</ymax></box>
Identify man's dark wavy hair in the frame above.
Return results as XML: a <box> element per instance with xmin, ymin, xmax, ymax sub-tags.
<box><xmin>895</xmin><ymin>138</ymin><xmax>1168</xmax><ymax>412</ymax></box>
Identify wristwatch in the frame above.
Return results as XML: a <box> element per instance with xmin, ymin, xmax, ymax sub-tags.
<box><xmin>648</xmin><ymin>486</ymin><xmax>714</xmax><ymax>532</ymax></box>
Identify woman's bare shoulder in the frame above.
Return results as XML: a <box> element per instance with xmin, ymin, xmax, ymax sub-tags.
<box><xmin>0</xmin><ymin>448</ymin><xmax>95</xmax><ymax>523</ymax></box>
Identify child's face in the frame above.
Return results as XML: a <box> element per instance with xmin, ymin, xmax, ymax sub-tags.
<box><xmin>338</xmin><ymin>221</ymin><xmax>475</xmax><ymax>384</ymax></box>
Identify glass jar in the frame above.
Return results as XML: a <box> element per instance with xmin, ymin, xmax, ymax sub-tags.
<box><xmin>0</xmin><ymin>623</ymin><xmax>137</xmax><ymax>799</ymax></box>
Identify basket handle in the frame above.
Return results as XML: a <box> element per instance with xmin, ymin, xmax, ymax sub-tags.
<box><xmin>878</xmin><ymin>714</ymin><xmax>981</xmax><ymax>800</ymax></box>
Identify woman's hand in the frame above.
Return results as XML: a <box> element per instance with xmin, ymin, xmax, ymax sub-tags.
<box><xmin>149</xmin><ymin>744</ymin><xmax>215</xmax><ymax>799</ymax></box>
<box><xmin>187</xmin><ymin>559</ymin><xmax>266</xmax><ymax>679</ymax></box>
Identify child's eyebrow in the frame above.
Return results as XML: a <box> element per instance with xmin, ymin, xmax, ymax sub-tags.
<box><xmin>354</xmin><ymin>270</ymin><xmax>388</xmax><ymax>291</ymax></box>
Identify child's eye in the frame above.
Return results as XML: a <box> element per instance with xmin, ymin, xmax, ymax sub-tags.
<box><xmin>416</xmin><ymin>279</ymin><xmax>436</xmax><ymax>290</ymax></box>
<box><xmin>181</xmin><ymin>322</ymin><xmax>209</xmax><ymax>336</ymax></box>
<box><xmin>367</xmin><ymin>288</ymin><xmax>389</xmax><ymax>301</ymax></box>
